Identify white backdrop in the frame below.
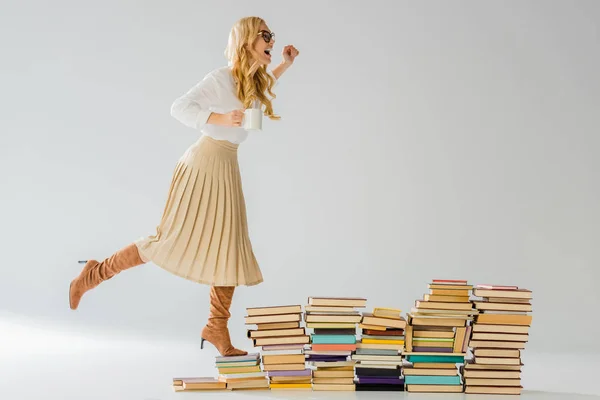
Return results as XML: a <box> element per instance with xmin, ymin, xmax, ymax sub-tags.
<box><xmin>1</xmin><ymin>0</ymin><xmax>599</xmax><ymax>365</ymax></box>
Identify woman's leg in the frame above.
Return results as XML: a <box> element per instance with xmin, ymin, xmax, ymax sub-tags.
<box><xmin>200</xmin><ymin>286</ymin><xmax>248</xmax><ymax>357</ymax></box>
<box><xmin>69</xmin><ymin>243</ymin><xmax>146</xmax><ymax>310</ymax></box>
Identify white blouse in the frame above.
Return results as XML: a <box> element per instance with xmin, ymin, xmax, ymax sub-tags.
<box><xmin>170</xmin><ymin>65</ymin><xmax>278</xmax><ymax>144</ymax></box>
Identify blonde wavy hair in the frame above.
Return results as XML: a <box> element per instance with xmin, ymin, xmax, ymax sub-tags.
<box><xmin>225</xmin><ymin>16</ymin><xmax>280</xmax><ymax>120</ymax></box>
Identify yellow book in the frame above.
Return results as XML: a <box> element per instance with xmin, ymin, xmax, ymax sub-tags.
<box><xmin>374</xmin><ymin>307</ymin><xmax>402</xmax><ymax>313</ymax></box>
<box><xmin>361</xmin><ymin>339</ymin><xmax>405</xmax><ymax>345</ymax></box>
<box><xmin>270</xmin><ymin>383</ymin><xmax>312</xmax><ymax>389</ymax></box>
<box><xmin>316</xmin><ymin>366</ymin><xmax>355</xmax><ymax>371</ymax></box>
<box><xmin>373</xmin><ymin>307</ymin><xmax>402</xmax><ymax>319</ymax></box>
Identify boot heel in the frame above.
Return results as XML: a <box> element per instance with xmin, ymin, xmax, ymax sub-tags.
<box><xmin>200</xmin><ymin>338</ymin><xmax>206</xmax><ymax>349</ymax></box>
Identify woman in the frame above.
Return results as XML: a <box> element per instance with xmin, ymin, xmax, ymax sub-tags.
<box><xmin>68</xmin><ymin>16</ymin><xmax>299</xmax><ymax>357</ymax></box>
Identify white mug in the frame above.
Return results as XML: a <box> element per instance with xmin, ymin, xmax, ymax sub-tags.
<box><xmin>243</xmin><ymin>108</ymin><xmax>262</xmax><ymax>131</ymax></box>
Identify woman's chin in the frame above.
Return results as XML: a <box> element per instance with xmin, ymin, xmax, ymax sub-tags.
<box><xmin>250</xmin><ymin>55</ymin><xmax>272</xmax><ymax>66</ymax></box>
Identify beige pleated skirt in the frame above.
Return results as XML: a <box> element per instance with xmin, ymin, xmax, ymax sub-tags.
<box><xmin>134</xmin><ymin>135</ymin><xmax>263</xmax><ymax>286</ymax></box>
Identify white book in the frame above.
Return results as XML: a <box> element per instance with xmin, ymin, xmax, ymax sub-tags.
<box><xmin>308</xmin><ymin>361</ymin><xmax>356</xmax><ymax>368</ymax></box>
<box><xmin>355</xmin><ymin>364</ymin><xmax>399</xmax><ymax>369</ymax></box>
<box><xmin>218</xmin><ymin>372</ymin><xmax>267</xmax><ymax>379</ymax></box>
<box><xmin>304</xmin><ymin>350</ymin><xmax>352</xmax><ymax>356</ymax></box>
<box><xmin>260</xmin><ymin>349</ymin><xmax>304</xmax><ymax>356</ymax></box>
<box><xmin>357</xmin><ymin>360</ymin><xmax>403</xmax><ymax>366</ymax></box>
<box><xmin>352</xmin><ymin>354</ymin><xmax>403</xmax><ymax>362</ymax></box>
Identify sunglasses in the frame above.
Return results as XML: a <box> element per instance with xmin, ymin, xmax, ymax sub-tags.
<box><xmin>258</xmin><ymin>30</ymin><xmax>275</xmax><ymax>43</ymax></box>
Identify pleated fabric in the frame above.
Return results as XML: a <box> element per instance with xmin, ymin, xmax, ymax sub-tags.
<box><xmin>135</xmin><ymin>135</ymin><xmax>263</xmax><ymax>286</ymax></box>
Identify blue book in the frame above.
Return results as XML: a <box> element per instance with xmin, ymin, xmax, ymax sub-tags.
<box><xmin>404</xmin><ymin>375</ymin><xmax>461</xmax><ymax>385</ymax></box>
<box><xmin>311</xmin><ymin>334</ymin><xmax>356</xmax><ymax>344</ymax></box>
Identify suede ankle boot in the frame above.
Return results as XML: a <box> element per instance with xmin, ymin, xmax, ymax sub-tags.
<box><xmin>200</xmin><ymin>286</ymin><xmax>247</xmax><ymax>357</ymax></box>
<box><xmin>69</xmin><ymin>243</ymin><xmax>145</xmax><ymax>310</ymax></box>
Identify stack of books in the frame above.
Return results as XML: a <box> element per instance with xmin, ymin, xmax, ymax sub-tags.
<box><xmin>463</xmin><ymin>284</ymin><xmax>533</xmax><ymax>395</ymax></box>
<box><xmin>245</xmin><ymin>304</ymin><xmax>310</xmax><ymax>390</ymax></box>
<box><xmin>304</xmin><ymin>296</ymin><xmax>366</xmax><ymax>392</ymax></box>
<box><xmin>403</xmin><ymin>279</ymin><xmax>476</xmax><ymax>393</ymax></box>
<box><xmin>172</xmin><ymin>377</ymin><xmax>226</xmax><ymax>392</ymax></box>
<box><xmin>353</xmin><ymin>307</ymin><xmax>406</xmax><ymax>391</ymax></box>
<box><xmin>215</xmin><ymin>353</ymin><xmax>269</xmax><ymax>390</ymax></box>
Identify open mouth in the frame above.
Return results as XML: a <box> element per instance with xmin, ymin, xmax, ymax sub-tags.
<box><xmin>264</xmin><ymin>49</ymin><xmax>272</xmax><ymax>57</ymax></box>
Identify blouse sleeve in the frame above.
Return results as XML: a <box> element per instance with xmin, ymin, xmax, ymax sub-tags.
<box><xmin>268</xmin><ymin>69</ymin><xmax>279</xmax><ymax>88</ymax></box>
<box><xmin>170</xmin><ymin>73</ymin><xmax>218</xmax><ymax>130</ymax></box>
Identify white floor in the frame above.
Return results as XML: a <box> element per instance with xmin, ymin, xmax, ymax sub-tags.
<box><xmin>1</xmin><ymin>316</ymin><xmax>599</xmax><ymax>400</ymax></box>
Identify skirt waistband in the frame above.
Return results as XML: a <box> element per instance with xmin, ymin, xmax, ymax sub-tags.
<box><xmin>201</xmin><ymin>135</ymin><xmax>239</xmax><ymax>151</ymax></box>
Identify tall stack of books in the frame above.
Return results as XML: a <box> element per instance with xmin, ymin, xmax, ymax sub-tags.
<box><xmin>215</xmin><ymin>353</ymin><xmax>267</xmax><ymax>390</ymax></box>
<box><xmin>463</xmin><ymin>284</ymin><xmax>533</xmax><ymax>395</ymax></box>
<box><xmin>244</xmin><ymin>304</ymin><xmax>310</xmax><ymax>390</ymax></box>
<box><xmin>353</xmin><ymin>307</ymin><xmax>406</xmax><ymax>391</ymax></box>
<box><xmin>403</xmin><ymin>279</ymin><xmax>476</xmax><ymax>393</ymax></box>
<box><xmin>304</xmin><ymin>296</ymin><xmax>366</xmax><ymax>392</ymax></box>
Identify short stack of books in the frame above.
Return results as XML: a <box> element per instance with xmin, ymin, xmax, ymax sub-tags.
<box><xmin>262</xmin><ymin>344</ymin><xmax>311</xmax><ymax>390</ymax></box>
<box><xmin>215</xmin><ymin>353</ymin><xmax>269</xmax><ymax>390</ymax></box>
<box><xmin>304</xmin><ymin>296</ymin><xmax>366</xmax><ymax>391</ymax></box>
<box><xmin>403</xmin><ymin>279</ymin><xmax>476</xmax><ymax>393</ymax></box>
<box><xmin>353</xmin><ymin>307</ymin><xmax>406</xmax><ymax>391</ymax></box>
<box><xmin>172</xmin><ymin>377</ymin><xmax>226</xmax><ymax>392</ymax></box>
<box><xmin>463</xmin><ymin>284</ymin><xmax>533</xmax><ymax>395</ymax></box>
<box><xmin>245</xmin><ymin>304</ymin><xmax>310</xmax><ymax>390</ymax></box>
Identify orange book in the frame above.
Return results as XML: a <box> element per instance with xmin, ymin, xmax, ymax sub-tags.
<box><xmin>476</xmin><ymin>314</ymin><xmax>532</xmax><ymax>326</ymax></box>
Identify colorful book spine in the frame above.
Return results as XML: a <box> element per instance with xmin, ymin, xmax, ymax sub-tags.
<box><xmin>354</xmin><ymin>306</ymin><xmax>406</xmax><ymax>391</ymax></box>
<box><xmin>404</xmin><ymin>279</ymin><xmax>477</xmax><ymax>393</ymax></box>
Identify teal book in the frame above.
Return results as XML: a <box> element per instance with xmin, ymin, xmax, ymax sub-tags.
<box><xmin>404</xmin><ymin>375</ymin><xmax>461</xmax><ymax>385</ymax></box>
<box><xmin>311</xmin><ymin>334</ymin><xmax>356</xmax><ymax>344</ymax></box>
<box><xmin>405</xmin><ymin>355</ymin><xmax>465</xmax><ymax>363</ymax></box>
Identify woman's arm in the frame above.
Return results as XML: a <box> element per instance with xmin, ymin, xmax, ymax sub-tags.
<box><xmin>171</xmin><ymin>73</ymin><xmax>241</xmax><ymax>128</ymax></box>
<box><xmin>170</xmin><ymin>75</ymin><xmax>218</xmax><ymax>130</ymax></box>
<box><xmin>271</xmin><ymin>61</ymin><xmax>292</xmax><ymax>80</ymax></box>
<box><xmin>271</xmin><ymin>45</ymin><xmax>300</xmax><ymax>79</ymax></box>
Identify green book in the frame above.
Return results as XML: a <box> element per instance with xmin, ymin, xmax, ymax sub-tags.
<box><xmin>311</xmin><ymin>334</ymin><xmax>356</xmax><ymax>344</ymax></box>
<box><xmin>405</xmin><ymin>375</ymin><xmax>461</xmax><ymax>385</ymax></box>
<box><xmin>406</xmin><ymin>355</ymin><xmax>465</xmax><ymax>363</ymax></box>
